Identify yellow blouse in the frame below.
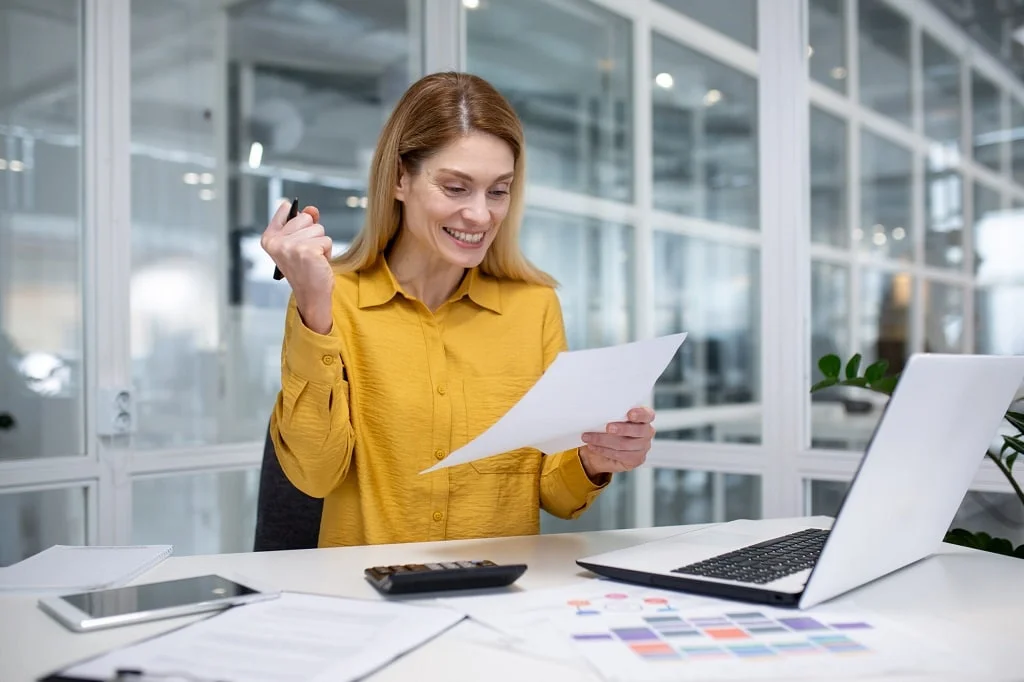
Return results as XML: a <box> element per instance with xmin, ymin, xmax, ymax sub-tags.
<box><xmin>269</xmin><ymin>255</ymin><xmax>611</xmax><ymax>547</ymax></box>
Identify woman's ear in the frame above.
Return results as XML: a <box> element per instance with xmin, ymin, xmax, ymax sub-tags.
<box><xmin>394</xmin><ymin>159</ymin><xmax>408</xmax><ymax>203</ymax></box>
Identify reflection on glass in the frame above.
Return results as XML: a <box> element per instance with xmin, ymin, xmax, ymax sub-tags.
<box><xmin>132</xmin><ymin>469</ymin><xmax>258</xmax><ymax>556</ymax></box>
<box><xmin>924</xmin><ymin>153</ymin><xmax>964</xmax><ymax>269</ymax></box>
<box><xmin>1012</xmin><ymin>100</ymin><xmax>1024</xmax><ymax>185</ymax></box>
<box><xmin>653</xmin><ymin>469</ymin><xmax>761</xmax><ymax>526</ymax></box>
<box><xmin>808</xmin><ymin>0</ymin><xmax>846</xmax><ymax>93</ymax></box>
<box><xmin>653</xmin><ymin>233</ymin><xmax>760</xmax><ymax>442</ymax></box>
<box><xmin>860</xmin><ymin>131</ymin><xmax>912</xmax><ymax>260</ymax></box>
<box><xmin>922</xmin><ymin>34</ymin><xmax>961</xmax><ymax>150</ymax></box>
<box><xmin>129</xmin><ymin>0</ymin><xmax>416</xmax><ymax>449</ymax></box>
<box><xmin>655</xmin><ymin>0</ymin><xmax>757</xmax><ymax>48</ymax></box>
<box><xmin>542</xmin><ymin>471</ymin><xmax>634</xmax><ymax>534</ymax></box>
<box><xmin>810</xmin><ymin>108</ymin><xmax>847</xmax><ymax>246</ymax></box>
<box><xmin>858</xmin><ymin>0</ymin><xmax>911</xmax><ymax>125</ymax></box>
<box><xmin>861</xmin><ymin>269</ymin><xmax>912</xmax><ymax>375</ymax></box>
<box><xmin>0</xmin><ymin>1</ymin><xmax>84</xmax><ymax>460</ymax></box>
<box><xmin>521</xmin><ymin>209</ymin><xmax>633</xmax><ymax>350</ymax></box>
<box><xmin>0</xmin><ymin>487</ymin><xmax>87</xmax><ymax>567</ymax></box>
<box><xmin>974</xmin><ymin>197</ymin><xmax>1024</xmax><ymax>354</ymax></box>
<box><xmin>805</xmin><ymin>479</ymin><xmax>849</xmax><ymax>517</ymax></box>
<box><xmin>971</xmin><ymin>71</ymin><xmax>1002</xmax><ymax>172</ymax></box>
<box><xmin>923</xmin><ymin>281</ymin><xmax>964</xmax><ymax>353</ymax></box>
<box><xmin>954</xmin><ymin>491</ymin><xmax>1024</xmax><ymax>546</ymax></box>
<box><xmin>652</xmin><ymin>36</ymin><xmax>758</xmax><ymax>228</ymax></box>
<box><xmin>467</xmin><ymin>0</ymin><xmax>632</xmax><ymax>201</ymax></box>
<box><xmin>810</xmin><ymin>262</ymin><xmax>853</xmax><ymax>449</ymax></box>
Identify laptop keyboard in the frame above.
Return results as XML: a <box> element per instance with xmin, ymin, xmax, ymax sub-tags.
<box><xmin>671</xmin><ymin>528</ymin><xmax>830</xmax><ymax>585</ymax></box>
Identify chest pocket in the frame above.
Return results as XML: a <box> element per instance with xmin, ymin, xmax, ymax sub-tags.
<box><xmin>463</xmin><ymin>375</ymin><xmax>542</xmax><ymax>474</ymax></box>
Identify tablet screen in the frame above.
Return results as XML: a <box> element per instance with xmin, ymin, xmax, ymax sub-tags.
<box><xmin>61</xmin><ymin>574</ymin><xmax>259</xmax><ymax>618</ymax></box>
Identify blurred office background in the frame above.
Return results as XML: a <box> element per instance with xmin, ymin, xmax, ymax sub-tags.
<box><xmin>1</xmin><ymin>0</ymin><xmax>1022</xmax><ymax>564</ymax></box>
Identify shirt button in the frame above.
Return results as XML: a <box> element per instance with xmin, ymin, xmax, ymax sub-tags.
<box><xmin>321</xmin><ymin>354</ymin><xmax>334</xmax><ymax>366</ymax></box>
<box><xmin>432</xmin><ymin>511</ymin><xmax>443</xmax><ymax>522</ymax></box>
<box><xmin>434</xmin><ymin>449</ymin><xmax>445</xmax><ymax>460</ymax></box>
<box><xmin>437</xmin><ymin>384</ymin><xmax>447</xmax><ymax>395</ymax></box>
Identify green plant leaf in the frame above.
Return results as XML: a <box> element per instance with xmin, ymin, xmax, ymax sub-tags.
<box><xmin>1004</xmin><ymin>411</ymin><xmax>1024</xmax><ymax>433</ymax></box>
<box><xmin>810</xmin><ymin>377</ymin><xmax>839</xmax><ymax>393</ymax></box>
<box><xmin>864</xmin><ymin>359</ymin><xmax>889</xmax><ymax>383</ymax></box>
<box><xmin>1008</xmin><ymin>452</ymin><xmax>1019</xmax><ymax>473</ymax></box>
<box><xmin>841</xmin><ymin>377</ymin><xmax>868</xmax><ymax>388</ymax></box>
<box><xmin>1015</xmin><ymin>544</ymin><xmax>1024</xmax><ymax>560</ymax></box>
<box><xmin>868</xmin><ymin>375</ymin><xmax>899</xmax><ymax>395</ymax></box>
<box><xmin>988</xmin><ymin>537</ymin><xmax>1015</xmax><ymax>556</ymax></box>
<box><xmin>944</xmin><ymin>528</ymin><xmax>980</xmax><ymax>548</ymax></box>
<box><xmin>1003</xmin><ymin>435</ymin><xmax>1024</xmax><ymax>456</ymax></box>
<box><xmin>818</xmin><ymin>354</ymin><xmax>841</xmax><ymax>379</ymax></box>
<box><xmin>845</xmin><ymin>353</ymin><xmax>862</xmax><ymax>380</ymax></box>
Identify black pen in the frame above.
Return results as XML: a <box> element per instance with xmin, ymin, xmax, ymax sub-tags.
<box><xmin>272</xmin><ymin>197</ymin><xmax>299</xmax><ymax>281</ymax></box>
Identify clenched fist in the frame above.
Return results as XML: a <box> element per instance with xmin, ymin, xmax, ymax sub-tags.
<box><xmin>261</xmin><ymin>200</ymin><xmax>335</xmax><ymax>334</ymax></box>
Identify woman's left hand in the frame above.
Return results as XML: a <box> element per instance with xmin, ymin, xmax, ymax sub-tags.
<box><xmin>579</xmin><ymin>407</ymin><xmax>656</xmax><ymax>478</ymax></box>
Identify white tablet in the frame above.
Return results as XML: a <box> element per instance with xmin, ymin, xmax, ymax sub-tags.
<box><xmin>38</xmin><ymin>574</ymin><xmax>279</xmax><ymax>632</ymax></box>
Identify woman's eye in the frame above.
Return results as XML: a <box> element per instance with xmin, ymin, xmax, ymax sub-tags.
<box><xmin>444</xmin><ymin>186</ymin><xmax>466</xmax><ymax>194</ymax></box>
<box><xmin>489</xmin><ymin>189</ymin><xmax>510</xmax><ymax>198</ymax></box>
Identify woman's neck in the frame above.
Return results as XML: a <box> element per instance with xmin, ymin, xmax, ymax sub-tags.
<box><xmin>386</xmin><ymin>230</ymin><xmax>465</xmax><ymax>311</ymax></box>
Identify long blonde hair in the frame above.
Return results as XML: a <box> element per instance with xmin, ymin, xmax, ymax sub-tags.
<box><xmin>332</xmin><ymin>71</ymin><xmax>556</xmax><ymax>288</ymax></box>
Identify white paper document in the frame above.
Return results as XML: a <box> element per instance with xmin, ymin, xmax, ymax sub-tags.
<box><xmin>421</xmin><ymin>333</ymin><xmax>687</xmax><ymax>474</ymax></box>
<box><xmin>56</xmin><ymin>592</ymin><xmax>465</xmax><ymax>682</ymax></box>
<box><xmin>0</xmin><ymin>544</ymin><xmax>172</xmax><ymax>594</ymax></box>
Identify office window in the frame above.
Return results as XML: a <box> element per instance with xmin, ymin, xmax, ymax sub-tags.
<box><xmin>974</xmin><ymin>188</ymin><xmax>1024</xmax><ymax>355</ymax></box>
<box><xmin>653</xmin><ymin>469</ymin><xmax>761</xmax><ymax>526</ymax></box>
<box><xmin>860</xmin><ymin>131</ymin><xmax>912</xmax><ymax>261</ymax></box>
<box><xmin>0</xmin><ymin>487</ymin><xmax>87</xmax><ymax>567</ymax></box>
<box><xmin>804</xmin><ymin>479</ymin><xmax>848</xmax><ymax>517</ymax></box>
<box><xmin>132</xmin><ymin>469</ymin><xmax>259</xmax><ymax>556</ymax></box>
<box><xmin>810</xmin><ymin>262</ymin><xmax>851</xmax><ymax>449</ymax></box>
<box><xmin>922</xmin><ymin>34</ymin><xmax>961</xmax><ymax>151</ymax></box>
<box><xmin>860</xmin><ymin>269</ymin><xmax>912</xmax><ymax>372</ymax></box>
<box><xmin>466</xmin><ymin>0</ymin><xmax>633</xmax><ymax>202</ymax></box>
<box><xmin>810</xmin><ymin>108</ymin><xmax>848</xmax><ymax>247</ymax></box>
<box><xmin>857</xmin><ymin>0</ymin><xmax>911</xmax><ymax>126</ymax></box>
<box><xmin>652</xmin><ymin>35</ymin><xmax>758</xmax><ymax>229</ymax></box>
<box><xmin>128</xmin><ymin>0</ymin><xmax>418</xmax><ymax>449</ymax></box>
<box><xmin>655</xmin><ymin>0</ymin><xmax>757</xmax><ymax>49</ymax></box>
<box><xmin>541</xmin><ymin>471</ymin><xmax>635</xmax><ymax>534</ymax></box>
<box><xmin>971</xmin><ymin>71</ymin><xmax>1003</xmax><ymax>173</ymax></box>
<box><xmin>653</xmin><ymin>233</ymin><xmax>760</xmax><ymax>443</ymax></box>
<box><xmin>521</xmin><ymin>210</ymin><xmax>633</xmax><ymax>351</ymax></box>
<box><xmin>808</xmin><ymin>0</ymin><xmax>846</xmax><ymax>94</ymax></box>
<box><xmin>923</xmin><ymin>281</ymin><xmax>964</xmax><ymax>353</ymax></box>
<box><xmin>1012</xmin><ymin>100</ymin><xmax>1024</xmax><ymax>185</ymax></box>
<box><xmin>924</xmin><ymin>156</ymin><xmax>964</xmax><ymax>270</ymax></box>
<box><xmin>0</xmin><ymin>0</ymin><xmax>84</xmax><ymax>461</ymax></box>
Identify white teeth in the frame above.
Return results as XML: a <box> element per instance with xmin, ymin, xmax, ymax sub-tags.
<box><xmin>443</xmin><ymin>227</ymin><xmax>484</xmax><ymax>244</ymax></box>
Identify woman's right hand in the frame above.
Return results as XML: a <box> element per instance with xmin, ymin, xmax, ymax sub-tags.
<box><xmin>261</xmin><ymin>200</ymin><xmax>335</xmax><ymax>334</ymax></box>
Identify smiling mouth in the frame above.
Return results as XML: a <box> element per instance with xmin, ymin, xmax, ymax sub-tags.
<box><xmin>443</xmin><ymin>226</ymin><xmax>486</xmax><ymax>245</ymax></box>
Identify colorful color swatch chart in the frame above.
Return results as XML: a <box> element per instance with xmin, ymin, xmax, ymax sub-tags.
<box><xmin>554</xmin><ymin>598</ymin><xmax>959</xmax><ymax>681</ymax></box>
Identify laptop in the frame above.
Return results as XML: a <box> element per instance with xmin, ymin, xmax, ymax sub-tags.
<box><xmin>577</xmin><ymin>353</ymin><xmax>1024</xmax><ymax>609</ymax></box>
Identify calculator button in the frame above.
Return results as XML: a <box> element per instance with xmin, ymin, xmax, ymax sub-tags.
<box><xmin>441</xmin><ymin>562</ymin><xmax>461</xmax><ymax>569</ymax></box>
<box><xmin>391</xmin><ymin>566</ymin><xmax>409</xmax><ymax>573</ymax></box>
<box><xmin>455</xmin><ymin>561</ymin><xmax>479</xmax><ymax>568</ymax></box>
<box><xmin>426</xmin><ymin>563</ymin><xmax>444</xmax><ymax>570</ymax></box>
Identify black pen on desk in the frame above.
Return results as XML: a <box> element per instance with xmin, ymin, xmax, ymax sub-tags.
<box><xmin>272</xmin><ymin>197</ymin><xmax>299</xmax><ymax>281</ymax></box>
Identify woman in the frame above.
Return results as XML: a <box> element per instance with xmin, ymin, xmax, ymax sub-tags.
<box><xmin>261</xmin><ymin>72</ymin><xmax>655</xmax><ymax>547</ymax></box>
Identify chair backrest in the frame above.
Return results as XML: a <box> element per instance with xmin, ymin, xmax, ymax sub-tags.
<box><xmin>253</xmin><ymin>423</ymin><xmax>323</xmax><ymax>551</ymax></box>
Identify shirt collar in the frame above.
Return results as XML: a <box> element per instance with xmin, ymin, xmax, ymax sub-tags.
<box><xmin>358</xmin><ymin>255</ymin><xmax>502</xmax><ymax>314</ymax></box>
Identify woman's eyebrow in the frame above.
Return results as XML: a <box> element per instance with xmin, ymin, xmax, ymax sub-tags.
<box><xmin>437</xmin><ymin>168</ymin><xmax>514</xmax><ymax>183</ymax></box>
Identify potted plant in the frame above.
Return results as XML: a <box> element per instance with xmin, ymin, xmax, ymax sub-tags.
<box><xmin>811</xmin><ymin>353</ymin><xmax>1024</xmax><ymax>559</ymax></box>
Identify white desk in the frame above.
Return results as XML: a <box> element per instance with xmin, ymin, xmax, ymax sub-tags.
<box><xmin>3</xmin><ymin>520</ymin><xmax>1022</xmax><ymax>682</ymax></box>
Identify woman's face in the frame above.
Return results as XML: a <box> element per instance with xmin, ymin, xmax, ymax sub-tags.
<box><xmin>394</xmin><ymin>131</ymin><xmax>514</xmax><ymax>270</ymax></box>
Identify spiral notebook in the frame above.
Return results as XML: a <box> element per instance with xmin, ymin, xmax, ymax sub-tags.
<box><xmin>0</xmin><ymin>545</ymin><xmax>172</xmax><ymax>594</ymax></box>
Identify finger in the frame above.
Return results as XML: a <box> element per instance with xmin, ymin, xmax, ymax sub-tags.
<box><xmin>281</xmin><ymin>212</ymin><xmax>315</xmax><ymax>235</ymax></box>
<box><xmin>626</xmin><ymin>406</ymin><xmax>655</xmax><ymax>424</ymax></box>
<box><xmin>313</xmin><ymin>235</ymin><xmax>333</xmax><ymax>258</ymax></box>
<box><xmin>301</xmin><ymin>206</ymin><xmax>320</xmax><ymax>223</ymax></box>
<box><xmin>582</xmin><ymin>444</ymin><xmax>645</xmax><ymax>468</ymax></box>
<box><xmin>267</xmin><ymin>198</ymin><xmax>293</xmax><ymax>231</ymax></box>
<box><xmin>581</xmin><ymin>432</ymin><xmax>648</xmax><ymax>452</ymax></box>
<box><xmin>604</xmin><ymin>421</ymin><xmax>654</xmax><ymax>438</ymax></box>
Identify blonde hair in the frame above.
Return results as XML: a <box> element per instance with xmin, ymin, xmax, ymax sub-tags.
<box><xmin>332</xmin><ymin>72</ymin><xmax>556</xmax><ymax>288</ymax></box>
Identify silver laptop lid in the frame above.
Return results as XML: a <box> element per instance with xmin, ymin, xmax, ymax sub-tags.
<box><xmin>800</xmin><ymin>353</ymin><xmax>1024</xmax><ymax>608</ymax></box>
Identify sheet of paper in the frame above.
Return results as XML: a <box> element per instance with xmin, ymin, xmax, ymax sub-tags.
<box><xmin>421</xmin><ymin>333</ymin><xmax>687</xmax><ymax>474</ymax></box>
<box><xmin>546</xmin><ymin>601</ymin><xmax>986</xmax><ymax>681</ymax></box>
<box><xmin>0</xmin><ymin>544</ymin><xmax>172</xmax><ymax>594</ymax></box>
<box><xmin>56</xmin><ymin>592</ymin><xmax>465</xmax><ymax>682</ymax></box>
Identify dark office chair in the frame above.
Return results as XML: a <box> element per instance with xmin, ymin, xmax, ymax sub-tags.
<box><xmin>253</xmin><ymin>423</ymin><xmax>323</xmax><ymax>551</ymax></box>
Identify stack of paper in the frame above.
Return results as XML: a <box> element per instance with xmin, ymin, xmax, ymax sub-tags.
<box><xmin>0</xmin><ymin>544</ymin><xmax>172</xmax><ymax>594</ymax></box>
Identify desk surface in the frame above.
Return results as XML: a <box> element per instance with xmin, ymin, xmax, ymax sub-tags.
<box><xmin>2</xmin><ymin>520</ymin><xmax>1022</xmax><ymax>682</ymax></box>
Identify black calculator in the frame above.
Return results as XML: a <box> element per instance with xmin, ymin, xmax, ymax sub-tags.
<box><xmin>364</xmin><ymin>560</ymin><xmax>527</xmax><ymax>595</ymax></box>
